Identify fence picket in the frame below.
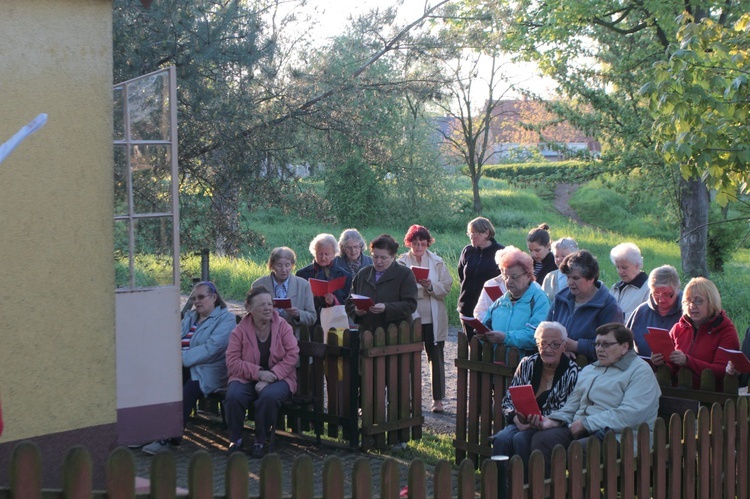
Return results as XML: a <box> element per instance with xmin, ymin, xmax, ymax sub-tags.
<box><xmin>407</xmin><ymin>459</ymin><xmax>426</xmax><ymax>499</ymax></box>
<box><xmin>322</xmin><ymin>456</ymin><xmax>344</xmax><ymax>499</ymax></box>
<box><xmin>455</xmin><ymin>333</ymin><xmax>468</xmax><ymax>464</ymax></box>
<box><xmin>479</xmin><ymin>458</ymin><xmax>497</xmax><ymax>499</ymax></box>
<box><xmin>696</xmin><ymin>406</ymin><xmax>710</xmax><ymax>499</ymax></box>
<box><xmin>619</xmin><ymin>427</ymin><xmax>634</xmax><ymax>499</ymax></box>
<box><xmin>667</xmin><ymin>414</ymin><xmax>682</xmax><ymax>498</ymax></box>
<box><xmin>527</xmin><ymin>449</ymin><xmax>545</xmax><ymax>499</ymax></box>
<box><xmin>360</xmin><ymin>330</ymin><xmax>374</xmax><ymax>452</ymax></box>
<box><xmin>709</xmin><ymin>404</ymin><xmax>723</xmax><ymax>499</ymax></box>
<box><xmin>584</xmin><ymin>437</ymin><xmax>599</xmax><ymax>499</ymax></box>
<box><xmin>652</xmin><ymin>418</ymin><xmax>667</xmax><ymax>499</ymax></box>
<box><xmin>399</xmin><ymin>321</ymin><xmax>414</xmax><ymax>443</ymax></box>
<box><xmin>106</xmin><ymin>447</ymin><xmax>135</xmax><ymax>499</ymax></box>
<box><xmin>351</xmin><ymin>457</ymin><xmax>372</xmax><ymax>499</ymax></box>
<box><xmin>738</xmin><ymin>397</ymin><xmax>749</xmax><ymax>499</ymax></box>
<box><xmin>433</xmin><ymin>460</ymin><xmax>453</xmax><ymax>499</ymax></box>
<box><xmin>466</xmin><ymin>337</ymin><xmax>481</xmax><ymax>467</ymax></box>
<box><xmin>602</xmin><ymin>431</ymin><xmax>617</xmax><ymax>499</ymax></box>
<box><xmin>635</xmin><ymin>424</ymin><xmax>651</xmax><ymax>499</ymax></box>
<box><xmin>456</xmin><ymin>459</ymin><xmax>475</xmax><ymax>499</ymax></box>
<box><xmin>380</xmin><ymin>458</ymin><xmax>400</xmax><ymax>499</ymax></box>
<box><xmin>410</xmin><ymin>321</ymin><xmax>423</xmax><ymax>442</ymax></box>
<box><xmin>10</xmin><ymin>441</ymin><xmax>42</xmax><ymax>499</ymax></box>
<box><xmin>225</xmin><ymin>452</ymin><xmax>248</xmax><ymax>499</ymax></box>
<box><xmin>724</xmin><ymin>399</ymin><xmax>736</xmax><ymax>499</ymax></box>
<box><xmin>62</xmin><ymin>446</ymin><xmax>92</xmax><ymax>499</ymax></box>
<box><xmin>150</xmin><ymin>442</ymin><xmax>177</xmax><ymax>499</ymax></box>
<box><xmin>386</xmin><ymin>325</ymin><xmax>400</xmax><ymax>446</ymax></box>
<box><xmin>187</xmin><ymin>450</ymin><xmax>213</xmax><ymax>499</ymax></box>
<box><xmin>374</xmin><ymin>328</ymin><xmax>387</xmax><ymax>450</ymax></box>
<box><xmin>567</xmin><ymin>441</ymin><xmax>583</xmax><ymax>498</ymax></box>
<box><xmin>549</xmin><ymin>445</ymin><xmax>566</xmax><ymax>499</ymax></box>
<box><xmin>683</xmin><ymin>410</ymin><xmax>697</xmax><ymax>499</ymax></box>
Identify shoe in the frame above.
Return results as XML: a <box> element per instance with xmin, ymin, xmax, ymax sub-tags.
<box><xmin>227</xmin><ymin>439</ymin><xmax>243</xmax><ymax>455</ymax></box>
<box><xmin>142</xmin><ymin>440</ymin><xmax>170</xmax><ymax>455</ymax></box>
<box><xmin>431</xmin><ymin>400</ymin><xmax>444</xmax><ymax>413</ymax></box>
<box><xmin>250</xmin><ymin>443</ymin><xmax>266</xmax><ymax>459</ymax></box>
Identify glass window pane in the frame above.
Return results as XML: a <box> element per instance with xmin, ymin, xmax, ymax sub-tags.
<box><xmin>127</xmin><ymin>72</ymin><xmax>170</xmax><ymax>141</ymax></box>
<box><xmin>131</xmin><ymin>144</ymin><xmax>172</xmax><ymax>214</ymax></box>
<box><xmin>114</xmin><ymin>219</ymin><xmax>131</xmax><ymax>289</ymax></box>
<box><xmin>113</xmin><ymin>86</ymin><xmax>125</xmax><ymax>141</ymax></box>
<box><xmin>114</xmin><ymin>145</ymin><xmax>128</xmax><ymax>216</ymax></box>
<box><xmin>133</xmin><ymin>217</ymin><xmax>174</xmax><ymax>287</ymax></box>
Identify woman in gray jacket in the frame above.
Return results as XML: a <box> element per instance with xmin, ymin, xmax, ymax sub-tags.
<box><xmin>142</xmin><ymin>281</ymin><xmax>236</xmax><ymax>454</ymax></box>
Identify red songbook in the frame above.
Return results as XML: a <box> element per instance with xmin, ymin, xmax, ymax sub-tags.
<box><xmin>484</xmin><ymin>285</ymin><xmax>503</xmax><ymax>302</ymax></box>
<box><xmin>350</xmin><ymin>294</ymin><xmax>375</xmax><ymax>311</ymax></box>
<box><xmin>644</xmin><ymin>327</ymin><xmax>675</xmax><ymax>358</ymax></box>
<box><xmin>460</xmin><ymin>316</ymin><xmax>490</xmax><ymax>334</ymax></box>
<box><xmin>309</xmin><ymin>276</ymin><xmax>347</xmax><ymax>297</ymax></box>
<box><xmin>411</xmin><ymin>266</ymin><xmax>429</xmax><ymax>281</ymax></box>
<box><xmin>272</xmin><ymin>298</ymin><xmax>292</xmax><ymax>309</ymax></box>
<box><xmin>508</xmin><ymin>385</ymin><xmax>542</xmax><ymax>418</ymax></box>
<box><xmin>719</xmin><ymin>347</ymin><xmax>750</xmax><ymax>374</ymax></box>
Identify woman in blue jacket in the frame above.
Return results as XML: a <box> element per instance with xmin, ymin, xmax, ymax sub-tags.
<box><xmin>547</xmin><ymin>250</ymin><xmax>624</xmax><ymax>362</ymax></box>
<box><xmin>481</xmin><ymin>246</ymin><xmax>550</xmax><ymax>352</ymax></box>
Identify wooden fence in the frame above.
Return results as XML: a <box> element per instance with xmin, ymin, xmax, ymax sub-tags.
<box><xmin>454</xmin><ymin>333</ymin><xmax>743</xmax><ymax>467</ymax></box>
<box><xmin>3</xmin><ymin>397</ymin><xmax>749</xmax><ymax>498</ymax></box>
<box><xmin>359</xmin><ymin>320</ymin><xmax>424</xmax><ymax>452</ymax></box>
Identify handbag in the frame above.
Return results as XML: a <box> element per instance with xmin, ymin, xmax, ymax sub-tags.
<box><xmin>320</xmin><ymin>304</ymin><xmax>349</xmax><ymax>332</ymax></box>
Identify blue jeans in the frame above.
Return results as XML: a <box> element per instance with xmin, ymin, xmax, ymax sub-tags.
<box><xmin>492</xmin><ymin>424</ymin><xmax>538</xmax><ymax>465</ymax></box>
<box><xmin>224</xmin><ymin>380</ymin><xmax>291</xmax><ymax>445</ymax></box>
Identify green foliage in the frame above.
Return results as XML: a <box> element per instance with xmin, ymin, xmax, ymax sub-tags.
<box><xmin>483</xmin><ymin>160</ymin><xmax>587</xmax><ymax>180</ymax></box>
<box><xmin>323</xmin><ymin>159</ymin><xmax>386</xmax><ymax>226</ymax></box>
<box><xmin>707</xmin><ymin>207</ymin><xmax>748</xmax><ymax>273</ymax></box>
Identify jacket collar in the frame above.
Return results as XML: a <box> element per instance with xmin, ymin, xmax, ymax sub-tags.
<box><xmin>594</xmin><ymin>348</ymin><xmax>638</xmax><ymax>370</ymax></box>
<box><xmin>614</xmin><ymin>271</ymin><xmax>648</xmax><ymax>291</ymax></box>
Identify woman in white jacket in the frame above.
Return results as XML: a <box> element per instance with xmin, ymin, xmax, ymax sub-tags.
<box><xmin>399</xmin><ymin>225</ymin><xmax>453</xmax><ymax>413</ymax></box>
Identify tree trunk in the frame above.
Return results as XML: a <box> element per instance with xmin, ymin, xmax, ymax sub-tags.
<box><xmin>472</xmin><ymin>175</ymin><xmax>482</xmax><ymax>214</ymax></box>
<box><xmin>679</xmin><ymin>176</ymin><xmax>709</xmax><ymax>278</ymax></box>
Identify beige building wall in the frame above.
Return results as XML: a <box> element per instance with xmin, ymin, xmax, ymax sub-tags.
<box><xmin>0</xmin><ymin>0</ymin><xmax>116</xmax><ymax>486</ymax></box>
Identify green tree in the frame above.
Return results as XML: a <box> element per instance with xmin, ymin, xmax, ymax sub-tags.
<box><xmin>455</xmin><ymin>0</ymin><xmax>747</xmax><ymax>276</ymax></box>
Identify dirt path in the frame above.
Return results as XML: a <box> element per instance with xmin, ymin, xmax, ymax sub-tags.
<box><xmin>553</xmin><ymin>183</ymin><xmax>586</xmax><ymax>225</ymax></box>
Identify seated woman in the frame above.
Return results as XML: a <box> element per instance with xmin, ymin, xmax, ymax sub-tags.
<box><xmin>224</xmin><ymin>287</ymin><xmax>299</xmax><ymax>458</ymax></box>
<box><xmin>346</xmin><ymin>234</ymin><xmax>418</xmax><ymax>333</ymax></box>
<box><xmin>626</xmin><ymin>265</ymin><xmax>683</xmax><ymax>356</ymax></box>
<box><xmin>526</xmin><ymin>223</ymin><xmax>557</xmax><ymax>285</ymax></box>
<box><xmin>609</xmin><ymin>243</ymin><xmax>650</xmax><ymax>322</ymax></box>
<box><xmin>547</xmin><ymin>250</ymin><xmax>624</xmax><ymax>362</ymax></box>
<box><xmin>541</xmin><ymin>237</ymin><xmax>578</xmax><ymax>303</ymax></box>
<box><xmin>492</xmin><ymin>322</ymin><xmax>579</xmax><ymax>473</ymax></box>
<box><xmin>143</xmin><ymin>281</ymin><xmax>236</xmax><ymax>454</ymax></box>
<box><xmin>652</xmin><ymin>277</ymin><xmax>739</xmax><ymax>389</ymax></box>
<box><xmin>296</xmin><ymin>233</ymin><xmax>352</xmax><ymax>325</ymax></box>
<box><xmin>530</xmin><ymin>323</ymin><xmax>660</xmax><ymax>475</ymax></box>
<box><xmin>480</xmin><ymin>246</ymin><xmax>550</xmax><ymax>353</ymax></box>
<box><xmin>398</xmin><ymin>225</ymin><xmax>454</xmax><ymax>413</ymax></box>
<box><xmin>332</xmin><ymin>228</ymin><xmax>373</xmax><ymax>277</ymax></box>
<box><xmin>252</xmin><ymin>246</ymin><xmax>316</xmax><ymax>332</ymax></box>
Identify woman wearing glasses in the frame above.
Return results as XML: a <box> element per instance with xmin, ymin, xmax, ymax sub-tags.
<box><xmin>530</xmin><ymin>323</ymin><xmax>660</xmax><ymax>476</ymax></box>
<box><xmin>492</xmin><ymin>322</ymin><xmax>579</xmax><ymax>475</ymax></box>
<box><xmin>333</xmin><ymin>228</ymin><xmax>373</xmax><ymax>277</ymax></box>
<box><xmin>480</xmin><ymin>246</ymin><xmax>550</xmax><ymax>352</ymax></box>
<box><xmin>626</xmin><ymin>265</ymin><xmax>683</xmax><ymax>356</ymax></box>
<box><xmin>142</xmin><ymin>281</ymin><xmax>236</xmax><ymax>454</ymax></box>
<box><xmin>651</xmin><ymin>277</ymin><xmax>739</xmax><ymax>389</ymax></box>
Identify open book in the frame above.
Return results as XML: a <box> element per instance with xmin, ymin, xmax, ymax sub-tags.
<box><xmin>484</xmin><ymin>285</ymin><xmax>503</xmax><ymax>302</ymax></box>
<box><xmin>411</xmin><ymin>266</ymin><xmax>429</xmax><ymax>281</ymax></box>
<box><xmin>309</xmin><ymin>276</ymin><xmax>347</xmax><ymax>297</ymax></box>
<box><xmin>460</xmin><ymin>316</ymin><xmax>490</xmax><ymax>334</ymax></box>
<box><xmin>350</xmin><ymin>294</ymin><xmax>375</xmax><ymax>311</ymax></box>
<box><xmin>719</xmin><ymin>347</ymin><xmax>750</xmax><ymax>373</ymax></box>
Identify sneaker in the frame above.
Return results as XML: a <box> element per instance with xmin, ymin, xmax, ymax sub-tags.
<box><xmin>431</xmin><ymin>399</ymin><xmax>444</xmax><ymax>413</ymax></box>
<box><xmin>142</xmin><ymin>440</ymin><xmax>170</xmax><ymax>455</ymax></box>
<box><xmin>250</xmin><ymin>443</ymin><xmax>266</xmax><ymax>459</ymax></box>
<box><xmin>227</xmin><ymin>439</ymin><xmax>243</xmax><ymax>455</ymax></box>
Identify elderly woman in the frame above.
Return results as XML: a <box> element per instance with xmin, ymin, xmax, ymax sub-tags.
<box><xmin>609</xmin><ymin>243</ymin><xmax>650</xmax><ymax>321</ymax></box>
<box><xmin>346</xmin><ymin>234</ymin><xmax>418</xmax><ymax>333</ymax></box>
<box><xmin>252</xmin><ymin>247</ymin><xmax>316</xmax><ymax>331</ymax></box>
<box><xmin>492</xmin><ymin>322</ymin><xmax>580</xmax><ymax>472</ymax></box>
<box><xmin>224</xmin><ymin>287</ymin><xmax>300</xmax><ymax>458</ymax></box>
<box><xmin>527</xmin><ymin>223</ymin><xmax>557</xmax><ymax>285</ymax></box>
<box><xmin>296</xmin><ymin>233</ymin><xmax>352</xmax><ymax>325</ymax></box>
<box><xmin>398</xmin><ymin>225</ymin><xmax>453</xmax><ymax>413</ymax></box>
<box><xmin>626</xmin><ymin>265</ymin><xmax>683</xmax><ymax>356</ymax></box>
<box><xmin>530</xmin><ymin>323</ymin><xmax>660</xmax><ymax>475</ymax></box>
<box><xmin>457</xmin><ymin>217</ymin><xmax>504</xmax><ymax>339</ymax></box>
<box><xmin>652</xmin><ymin>277</ymin><xmax>739</xmax><ymax>389</ymax></box>
<box><xmin>480</xmin><ymin>246</ymin><xmax>550</xmax><ymax>352</ymax></box>
<box><xmin>333</xmin><ymin>228</ymin><xmax>373</xmax><ymax>277</ymax></box>
<box><xmin>547</xmin><ymin>250</ymin><xmax>624</xmax><ymax>362</ymax></box>
<box><xmin>143</xmin><ymin>281</ymin><xmax>236</xmax><ymax>454</ymax></box>
<box><xmin>541</xmin><ymin>237</ymin><xmax>579</xmax><ymax>303</ymax></box>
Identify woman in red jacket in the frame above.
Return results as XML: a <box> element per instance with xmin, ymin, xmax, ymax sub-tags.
<box><xmin>224</xmin><ymin>286</ymin><xmax>299</xmax><ymax>458</ymax></box>
<box><xmin>652</xmin><ymin>277</ymin><xmax>739</xmax><ymax>389</ymax></box>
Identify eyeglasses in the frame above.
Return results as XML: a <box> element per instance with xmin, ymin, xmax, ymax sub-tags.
<box><xmin>501</xmin><ymin>273</ymin><xmax>527</xmax><ymax>281</ymax></box>
<box><xmin>537</xmin><ymin>341</ymin><xmax>562</xmax><ymax>350</ymax></box>
<box><xmin>194</xmin><ymin>293</ymin><xmax>215</xmax><ymax>301</ymax></box>
<box><xmin>652</xmin><ymin>291</ymin><xmax>675</xmax><ymax>300</ymax></box>
<box><xmin>683</xmin><ymin>298</ymin><xmax>705</xmax><ymax>306</ymax></box>
<box><xmin>594</xmin><ymin>341</ymin><xmax>619</xmax><ymax>349</ymax></box>
<box><xmin>467</xmin><ymin>231</ymin><xmax>486</xmax><ymax>237</ymax></box>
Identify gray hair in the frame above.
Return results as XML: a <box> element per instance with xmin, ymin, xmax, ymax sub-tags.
<box><xmin>648</xmin><ymin>265</ymin><xmax>681</xmax><ymax>291</ymax></box>
<box><xmin>551</xmin><ymin>237</ymin><xmax>578</xmax><ymax>255</ymax></box>
<box><xmin>609</xmin><ymin>242</ymin><xmax>643</xmax><ymax>268</ymax></box>
<box><xmin>534</xmin><ymin>321</ymin><xmax>568</xmax><ymax>342</ymax></box>
<box><xmin>337</xmin><ymin>228</ymin><xmax>366</xmax><ymax>255</ymax></box>
<box><xmin>308</xmin><ymin>233</ymin><xmax>337</xmax><ymax>256</ymax></box>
